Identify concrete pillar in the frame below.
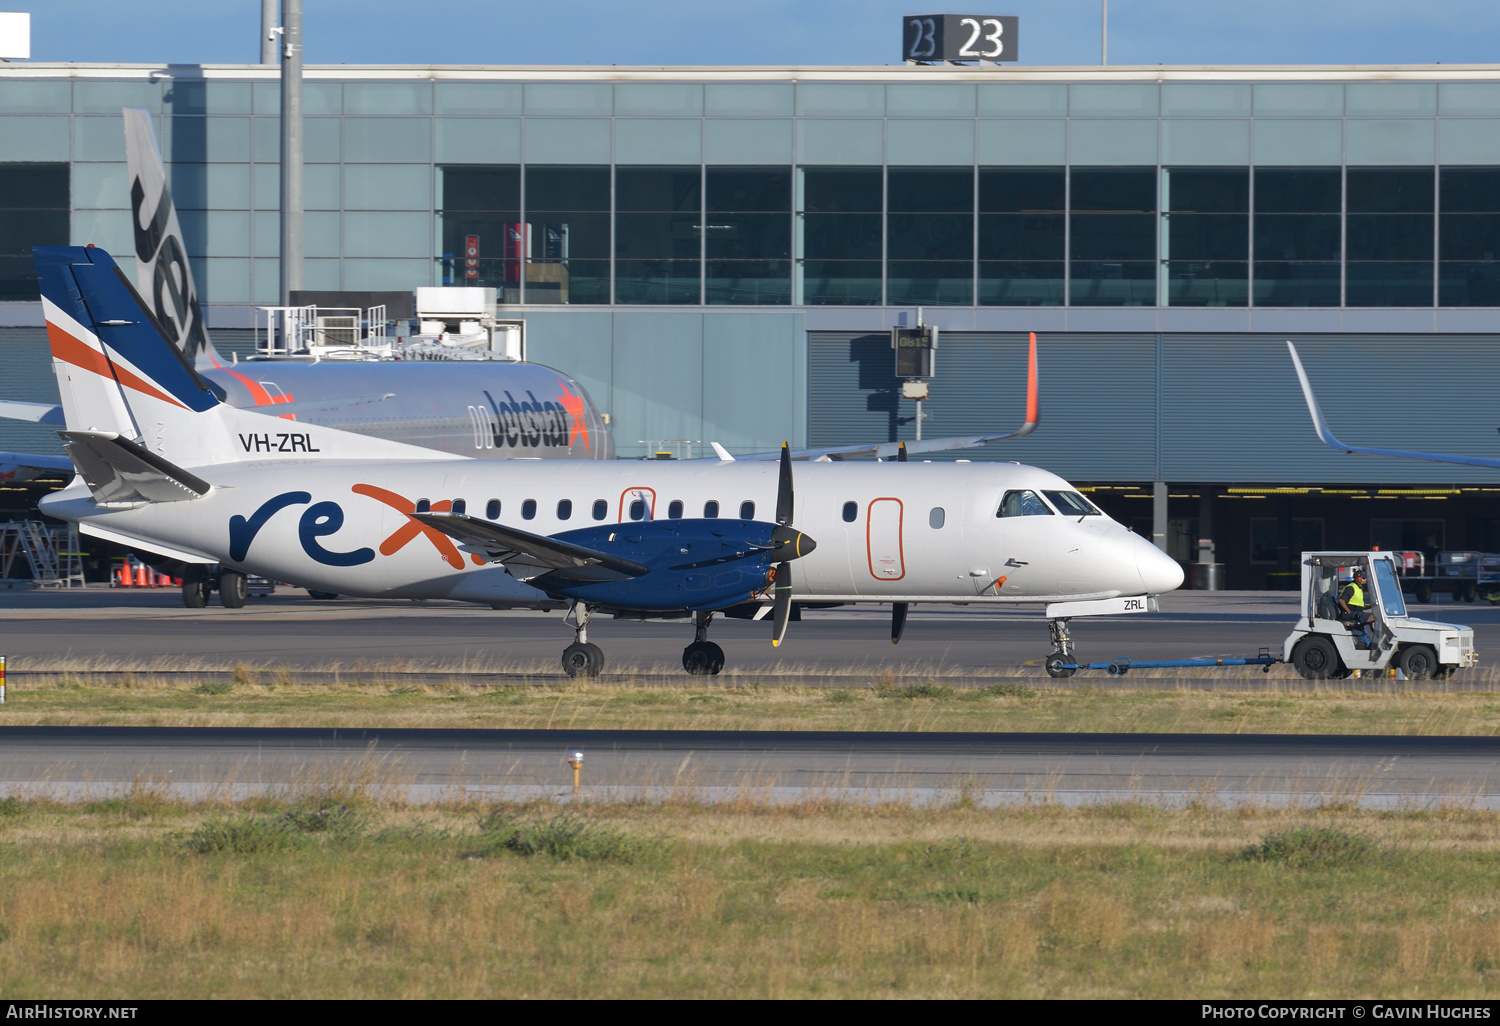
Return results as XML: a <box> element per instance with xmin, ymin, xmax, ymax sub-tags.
<box><xmin>1152</xmin><ymin>481</ymin><xmax>1167</xmax><ymax>552</ymax></box>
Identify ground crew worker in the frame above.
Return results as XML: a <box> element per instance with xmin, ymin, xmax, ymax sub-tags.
<box><xmin>1339</xmin><ymin>569</ymin><xmax>1376</xmax><ymax>645</ymax></box>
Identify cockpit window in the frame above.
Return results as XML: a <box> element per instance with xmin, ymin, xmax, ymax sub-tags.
<box><xmin>1044</xmin><ymin>490</ymin><xmax>1101</xmax><ymax>517</ymax></box>
<box><xmin>997</xmin><ymin>490</ymin><xmax>1053</xmax><ymax>517</ymax></box>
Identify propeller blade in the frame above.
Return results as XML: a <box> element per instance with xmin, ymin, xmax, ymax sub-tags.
<box><xmin>897</xmin><ymin>441</ymin><xmax>908</xmax><ymax>463</ymax></box>
<box><xmin>775</xmin><ymin>441</ymin><xmax>793</xmax><ymax>525</ymax></box>
<box><xmin>771</xmin><ymin>562</ymin><xmax>792</xmax><ymax>647</ymax></box>
<box><xmin>891</xmin><ymin>601</ymin><xmax>909</xmax><ymax>644</ymax></box>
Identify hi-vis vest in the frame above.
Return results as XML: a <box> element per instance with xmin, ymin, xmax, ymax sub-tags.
<box><xmin>1344</xmin><ymin>582</ymin><xmax>1367</xmax><ymax>609</ymax></box>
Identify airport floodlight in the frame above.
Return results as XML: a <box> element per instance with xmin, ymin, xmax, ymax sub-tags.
<box><xmin>568</xmin><ymin>750</ymin><xmax>584</xmax><ymax>764</ymax></box>
<box><xmin>0</xmin><ymin>13</ymin><xmax>30</xmax><ymax>60</ymax></box>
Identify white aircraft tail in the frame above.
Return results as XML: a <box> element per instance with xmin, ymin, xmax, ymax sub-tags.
<box><xmin>35</xmin><ymin>245</ymin><xmax>447</xmax><ymax>487</ymax></box>
<box><xmin>123</xmin><ymin>107</ymin><xmax>221</xmax><ymax>371</ymax></box>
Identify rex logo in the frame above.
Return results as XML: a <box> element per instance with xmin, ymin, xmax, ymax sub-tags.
<box><xmin>230</xmin><ymin>484</ymin><xmax>472</xmax><ymax>569</ymax></box>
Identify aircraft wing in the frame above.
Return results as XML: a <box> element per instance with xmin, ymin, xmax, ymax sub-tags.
<box><xmin>0</xmin><ymin>401</ymin><xmax>64</xmax><ymax>425</ymax></box>
<box><xmin>0</xmin><ymin>451</ymin><xmax>74</xmax><ymax>482</ymax></box>
<box><xmin>1289</xmin><ymin>341</ymin><xmax>1500</xmax><ymax>470</ymax></box>
<box><xmin>729</xmin><ymin>331</ymin><xmax>1039</xmax><ymax>462</ymax></box>
<box><xmin>410</xmin><ymin>511</ymin><xmax>649</xmax><ymax>583</ymax></box>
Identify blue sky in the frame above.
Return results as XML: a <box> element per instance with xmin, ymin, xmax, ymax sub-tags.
<box><xmin>12</xmin><ymin>1</ymin><xmax>1500</xmax><ymax>67</ymax></box>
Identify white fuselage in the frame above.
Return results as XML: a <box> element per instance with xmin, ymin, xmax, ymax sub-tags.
<box><xmin>40</xmin><ymin>457</ymin><xmax>1183</xmax><ymax>608</ymax></box>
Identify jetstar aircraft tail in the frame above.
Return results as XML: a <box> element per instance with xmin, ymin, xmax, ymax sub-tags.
<box><xmin>123</xmin><ymin>107</ymin><xmax>221</xmax><ymax>371</ymax></box>
<box><xmin>35</xmin><ymin>245</ymin><xmax>448</xmax><ymax>490</ymax></box>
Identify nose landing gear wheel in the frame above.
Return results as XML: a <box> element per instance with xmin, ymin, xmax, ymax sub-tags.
<box><xmin>682</xmin><ymin>641</ymin><xmax>725</xmax><ymax>676</ymax></box>
<box><xmin>1045</xmin><ymin>654</ymin><xmax>1076</xmax><ymax>679</ymax></box>
<box><xmin>562</xmin><ymin>642</ymin><xmax>604</xmax><ymax>678</ymax></box>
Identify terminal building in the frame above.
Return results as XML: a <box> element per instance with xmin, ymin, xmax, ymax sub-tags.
<box><xmin>3</xmin><ymin>61</ymin><xmax>1500</xmax><ymax>588</ymax></box>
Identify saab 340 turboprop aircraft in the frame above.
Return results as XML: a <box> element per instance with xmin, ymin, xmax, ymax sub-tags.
<box><xmin>33</xmin><ymin>245</ymin><xmax>1183</xmax><ymax>676</ymax></box>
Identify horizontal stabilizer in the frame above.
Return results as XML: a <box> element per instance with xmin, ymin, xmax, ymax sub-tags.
<box><xmin>0</xmin><ymin>401</ymin><xmax>64</xmax><ymax>425</ymax></box>
<box><xmin>410</xmin><ymin>511</ymin><xmax>649</xmax><ymax>583</ymax></box>
<box><xmin>60</xmin><ymin>430</ymin><xmax>211</xmax><ymax>504</ymax></box>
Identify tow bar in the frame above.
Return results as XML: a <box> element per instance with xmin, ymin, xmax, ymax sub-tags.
<box><xmin>1051</xmin><ymin>649</ymin><xmax>1282</xmax><ymax>677</ymax></box>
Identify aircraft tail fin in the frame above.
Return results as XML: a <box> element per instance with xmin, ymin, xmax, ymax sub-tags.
<box><xmin>35</xmin><ymin>245</ymin><xmax>449</xmax><ymax>473</ymax></box>
<box><xmin>123</xmin><ymin>107</ymin><xmax>221</xmax><ymax>370</ymax></box>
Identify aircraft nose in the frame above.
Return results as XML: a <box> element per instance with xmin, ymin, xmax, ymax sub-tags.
<box><xmin>1133</xmin><ymin>533</ymin><xmax>1185</xmax><ymax>594</ymax></box>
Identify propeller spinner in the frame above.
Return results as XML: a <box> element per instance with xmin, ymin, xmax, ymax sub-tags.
<box><xmin>770</xmin><ymin>441</ymin><xmax>816</xmax><ymax>647</ymax></box>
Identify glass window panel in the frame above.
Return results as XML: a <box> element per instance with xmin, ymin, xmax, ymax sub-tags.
<box><xmin>705</xmin><ymin>83</ymin><xmax>794</xmax><ymax>116</ymax></box>
<box><xmin>441</xmin><ymin>165</ymin><xmax>520</xmax><ymax>210</ymax></box>
<box><xmin>528</xmin><ymin>260</ymin><xmax>609</xmax><ymax>305</ymax></box>
<box><xmin>434</xmin><ymin>82</ymin><xmax>523</xmax><ymax>115</ymax></box>
<box><xmin>252</xmin><ymin>210</ymin><xmax>278</xmax><ymax>257</ymax></box>
<box><xmin>73</xmin><ymin>116</ymin><xmax>127</xmax><ymax>163</ymax></box>
<box><xmin>887</xmin><ymin>120</ymin><xmax>974</xmax><ymax>166</ymax></box>
<box><xmin>887</xmin><ymin>83</ymin><xmax>975</xmax><ymax>117</ymax></box>
<box><xmin>165</xmin><ymin>82</ymin><xmax>252</xmax><ymax>115</ymax></box>
<box><xmin>1345</xmin><ymin>263</ymin><xmax>1433</xmax><ymax>306</ymax></box>
<box><xmin>1438</xmin><ymin>119</ymin><xmax>1500</xmax><ymax>166</ymax></box>
<box><xmin>801</xmin><ymin>213</ymin><xmax>881</xmax><ymax>261</ymax></box>
<box><xmin>434</xmin><ymin>118</ymin><xmax>520</xmax><ymax>164</ymax></box>
<box><xmin>1440</xmin><ymin>84</ymin><xmax>1500</xmax><ymax>115</ymax></box>
<box><xmin>0</xmin><ymin>178</ymin><xmax>67</xmax><ymax>300</ymax></box>
<box><xmin>302</xmin><ymin>83</ymin><xmax>342</xmax><ymax>116</ymax></box>
<box><xmin>1161</xmin><ymin>83</ymin><xmax>1250</xmax><ymax>116</ymax></box>
<box><xmin>615</xmin><ymin>260</ymin><xmax>700</xmax><ymax>304</ymax></box>
<box><xmin>1346</xmin><ymin>82</ymin><xmax>1436</xmax><ymax>116</ymax></box>
<box><xmin>0</xmin><ymin>163</ymin><xmax>68</xmax><ymax>209</ymax></box>
<box><xmin>1168</xmin><ymin>214</ymin><xmax>1246</xmax><ymax>261</ymax></box>
<box><xmin>1440</xmin><ymin>214</ymin><xmax>1500</xmax><ymax>260</ymax></box>
<box><xmin>978</xmin><ymin>262</ymin><xmax>1064</xmax><ymax>306</ymax></box>
<box><xmin>976</xmin><ymin>120</ymin><xmax>1067</xmax><ymax>165</ymax></box>
<box><xmin>887</xmin><ymin>213</ymin><xmax>972</xmax><ymax>260</ymax></box>
<box><xmin>344</xmin><ymin>212</ymin><xmax>430</xmax><ymax>257</ymax></box>
<box><xmin>0</xmin><ymin>81</ymin><xmax>69</xmax><ymax>114</ymax></box>
<box><xmin>1346</xmin><ymin>213</ymin><xmax>1433</xmax><ymax>261</ymax></box>
<box><xmin>163</xmin><ymin>116</ymin><xmax>252</xmax><ymax>164</ymax></box>
<box><xmin>1348</xmin><ymin>169</ymin><xmax>1433</xmax><ymax>213</ymax></box>
<box><xmin>1070</xmin><ymin>213</ymin><xmax>1155</xmax><ymax>260</ymax></box>
<box><xmin>164</xmin><ymin>164</ymin><xmax>250</xmax><ymax>212</ymax></box>
<box><xmin>1167</xmin><ymin>262</ymin><xmax>1247</xmax><ymax>306</ymax></box>
<box><xmin>799</xmin><ymin>260</ymin><xmax>881</xmax><ymax>305</ymax></box>
<box><xmin>800</xmin><ymin>168</ymin><xmax>881</xmax><ymax>212</ymax></box>
<box><xmin>343</xmin><ymin>118</ymin><xmax>430</xmax><ymax>163</ymax></box>
<box><xmin>1253</xmin><ymin>83</ymin><xmax>1344</xmax><ymax>116</ymax></box>
<box><xmin>1071</xmin><ymin>168</ymin><xmax>1155</xmax><ymax>212</ymax></box>
<box><xmin>525</xmin><ymin>165</ymin><xmax>608</xmax><ymax>211</ymax></box>
<box><xmin>888</xmin><ymin>168</ymin><xmax>973</xmax><ymax>213</ymax></box>
<box><xmin>1440</xmin><ymin>263</ymin><xmax>1500</xmax><ymax>306</ymax></box>
<box><xmin>1440</xmin><ymin>169</ymin><xmax>1500</xmax><ymax>213</ymax></box>
<box><xmin>303</xmin><ymin>211</ymin><xmax>341</xmax><ymax>259</ymax></box>
<box><xmin>523</xmin><ymin>118</ymin><xmax>611</xmax><ymax>164</ymax></box>
<box><xmin>740</xmin><ymin>501</ymin><xmax>756</xmax><ymax>520</ymax></box>
<box><xmin>707</xmin><ymin>167</ymin><xmax>790</xmax><ymax>213</ymax></box>
<box><xmin>795</xmin><ymin>83</ymin><xmax>884</xmax><ymax>116</ymax></box>
<box><xmin>1255</xmin><ymin>214</ymin><xmax>1340</xmax><ymax>261</ymax></box>
<box><xmin>305</xmin><ymin>164</ymin><xmax>341</xmax><ymax>209</ymax></box>
<box><xmin>592</xmin><ymin>499</ymin><xmax>607</xmax><ymax>520</ymax></box>
<box><xmin>1253</xmin><ymin>263</ymin><xmax>1340</xmax><ymax>307</ymax></box>
<box><xmin>615</xmin><ymin>214</ymin><xmax>700</xmax><ymax>259</ymax></box>
<box><xmin>1255</xmin><ymin>168</ymin><xmax>1341</xmax><ymax>213</ymax></box>
<box><xmin>794</xmin><ymin>120</ymin><xmax>884</xmax><ymax>165</ymax></box>
<box><xmin>74</xmin><ymin>81</ymin><xmax>161</xmax><ymax>114</ymax></box>
<box><xmin>1069</xmin><ymin>83</ymin><xmax>1158</xmax><ymax>116</ymax></box>
<box><xmin>70</xmin><ymin>163</ymin><xmax>126</xmax><ymax>210</ymax></box>
<box><xmin>705</xmin><ymin>260</ymin><xmax>791</xmax><ymax>305</ymax></box>
<box><xmin>1252</xmin><ymin>120</ymin><xmax>1343</xmax><ymax>166</ymax></box>
<box><xmin>1166</xmin><ymin>169</ymin><xmax>1247</xmax><ymax>213</ymax></box>
<box><xmin>887</xmin><ymin>261</ymin><xmax>972</xmax><ymax>305</ymax></box>
<box><xmin>344</xmin><ymin>164</ymin><xmax>430</xmax><ymax>211</ymax></box>
<box><xmin>341</xmin><ymin>82</ymin><xmax>432</xmax><ymax>115</ymax></box>
<box><xmin>704</xmin><ymin>212</ymin><xmax>789</xmax><ymax>260</ymax></box>
<box><xmin>978</xmin><ymin>214</ymin><xmax>1064</xmax><ymax>260</ymax></box>
<box><xmin>704</xmin><ymin>119</ymin><xmax>793</xmax><ymax>165</ymax></box>
<box><xmin>0</xmin><ymin>117</ymin><xmax>67</xmax><ymax>163</ymax></box>
<box><xmin>614</xmin><ymin>83</ymin><xmax>703</xmax><ymax>115</ymax></box>
<box><xmin>979</xmin><ymin>168</ymin><xmax>1064</xmax><ymax>213</ymax></box>
<box><xmin>437</xmin><ymin>167</ymin><xmax>519</xmax><ymax>293</ymax></box>
<box><xmin>615</xmin><ymin>167</ymin><xmax>700</xmax><ymax>212</ymax></box>
<box><xmin>1346</xmin><ymin>119</ymin><xmax>1436</xmax><ymax>166</ymax></box>
<box><xmin>614</xmin><ymin>119</ymin><xmax>701</xmax><ymax>165</ymax></box>
<box><xmin>304</xmin><ymin>118</ymin><xmax>341</xmax><ymax>163</ymax></box>
<box><xmin>524</xmin><ymin>83</ymin><xmax>612</xmax><ymax>116</ymax></box>
<box><xmin>976</xmin><ymin>82</ymin><xmax>1068</xmax><ymax>116</ymax></box>
<box><xmin>1068</xmin><ymin>262</ymin><xmax>1157</xmax><ymax>306</ymax></box>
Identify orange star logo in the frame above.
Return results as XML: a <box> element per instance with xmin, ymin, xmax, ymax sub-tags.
<box><xmin>556</xmin><ymin>381</ymin><xmax>589</xmax><ymax>452</ymax></box>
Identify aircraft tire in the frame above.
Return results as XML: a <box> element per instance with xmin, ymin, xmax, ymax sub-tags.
<box><xmin>1044</xmin><ymin>654</ymin><xmax>1076</xmax><ymax>678</ymax></box>
<box><xmin>307</xmin><ymin>590</ymin><xmax>340</xmax><ymax>600</ymax></box>
<box><xmin>1415</xmin><ymin>584</ymin><xmax>1431</xmax><ymax>604</ymax></box>
<box><xmin>182</xmin><ymin>568</ymin><xmax>209</xmax><ymax>609</ymax></box>
<box><xmin>562</xmin><ymin>642</ymin><xmax>602</xmax><ymax>678</ymax></box>
<box><xmin>219</xmin><ymin>569</ymin><xmax>249</xmax><ymax>609</ymax></box>
<box><xmin>1290</xmin><ymin>635</ymin><xmax>1341</xmax><ymax>680</ymax></box>
<box><xmin>682</xmin><ymin>641</ymin><xmax>725</xmax><ymax>676</ymax></box>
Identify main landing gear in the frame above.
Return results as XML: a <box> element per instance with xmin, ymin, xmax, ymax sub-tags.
<box><xmin>1044</xmin><ymin>617</ymin><xmax>1076</xmax><ymax>678</ymax></box>
<box><xmin>560</xmin><ymin>603</ymin><xmax>605</xmax><ymax>678</ymax></box>
<box><xmin>683</xmin><ymin>611</ymin><xmax>725</xmax><ymax>675</ymax></box>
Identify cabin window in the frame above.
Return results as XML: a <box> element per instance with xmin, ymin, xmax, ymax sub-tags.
<box><xmin>929</xmin><ymin>507</ymin><xmax>945</xmax><ymax>529</ymax></box>
<box><xmin>415</xmin><ymin>498</ymin><xmax>431</xmax><ymax>513</ymax></box>
<box><xmin>704</xmin><ymin>500</ymin><xmax>720</xmax><ymax>518</ymax></box>
<box><xmin>629</xmin><ymin>498</ymin><xmax>646</xmax><ymax>521</ymax></box>
<box><xmin>522</xmin><ymin>498</ymin><xmax>537</xmax><ymax>520</ymax></box>
<box><xmin>592</xmin><ymin>499</ymin><xmax>607</xmax><ymax>521</ymax></box>
<box><xmin>997</xmin><ymin>490</ymin><xmax>1053</xmax><ymax>517</ymax></box>
<box><xmin>842</xmin><ymin>501</ymin><xmax>858</xmax><ymax>523</ymax></box>
<box><xmin>486</xmin><ymin>499</ymin><xmax>500</xmax><ymax>519</ymax></box>
<box><xmin>1043</xmin><ymin>490</ymin><xmax>1101</xmax><ymax>516</ymax></box>
<box><xmin>668</xmin><ymin>499</ymin><xmax>684</xmax><ymax>519</ymax></box>
<box><xmin>557</xmin><ymin>499</ymin><xmax>573</xmax><ymax>520</ymax></box>
<box><xmin>740</xmin><ymin>500</ymin><xmax>755</xmax><ymax>520</ymax></box>
<box><xmin>452</xmin><ymin>498</ymin><xmax>467</xmax><ymax>515</ymax></box>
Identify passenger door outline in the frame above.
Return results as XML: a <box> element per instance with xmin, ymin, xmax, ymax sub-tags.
<box><xmin>618</xmin><ymin>487</ymin><xmax>657</xmax><ymax>522</ymax></box>
<box><xmin>867</xmin><ymin>497</ymin><xmax>905</xmax><ymax>581</ymax></box>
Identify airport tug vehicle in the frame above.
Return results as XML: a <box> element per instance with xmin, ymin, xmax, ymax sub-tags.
<box><xmin>1284</xmin><ymin>551</ymin><xmax>1476</xmax><ymax>680</ymax></box>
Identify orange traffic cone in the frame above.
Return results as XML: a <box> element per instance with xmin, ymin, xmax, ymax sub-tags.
<box><xmin>116</xmin><ymin>563</ymin><xmax>129</xmax><ymax>587</ymax></box>
<box><xmin>135</xmin><ymin>564</ymin><xmax>148</xmax><ymax>587</ymax></box>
